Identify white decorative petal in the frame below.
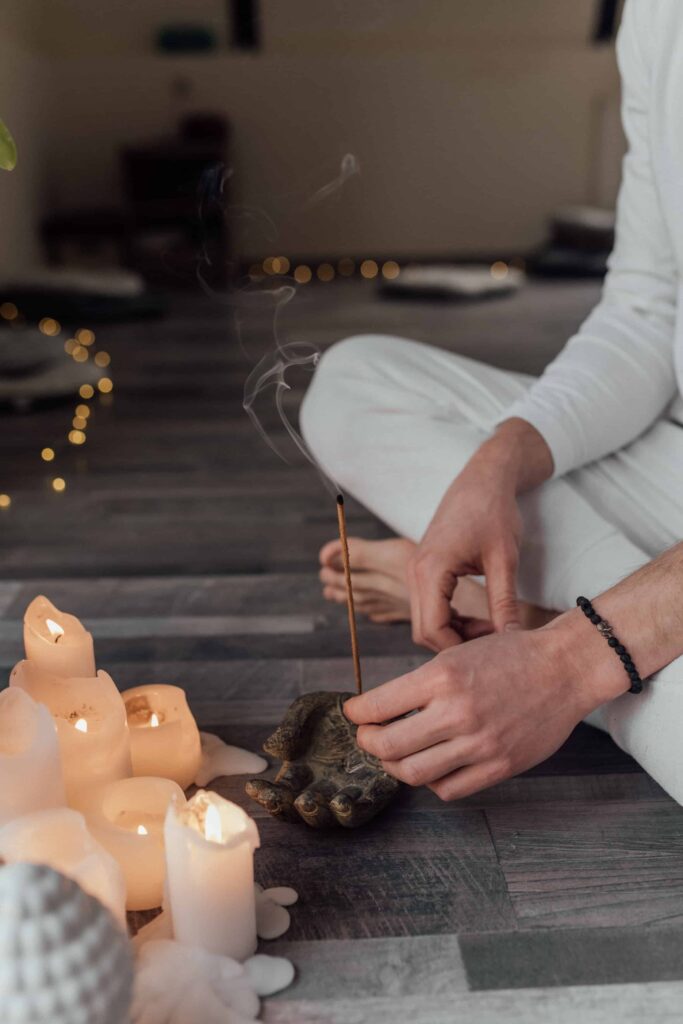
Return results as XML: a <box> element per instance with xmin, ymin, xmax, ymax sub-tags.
<box><xmin>255</xmin><ymin>895</ymin><xmax>291</xmax><ymax>940</ymax></box>
<box><xmin>195</xmin><ymin>732</ymin><xmax>268</xmax><ymax>786</ymax></box>
<box><xmin>245</xmin><ymin>955</ymin><xmax>295</xmax><ymax>996</ymax></box>
<box><xmin>132</xmin><ymin>909</ymin><xmax>173</xmax><ymax>952</ymax></box>
<box><xmin>132</xmin><ymin>940</ymin><xmax>260</xmax><ymax>1024</ymax></box>
<box><xmin>262</xmin><ymin>886</ymin><xmax>298</xmax><ymax>907</ymax></box>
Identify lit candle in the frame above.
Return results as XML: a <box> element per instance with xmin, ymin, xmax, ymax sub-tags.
<box><xmin>23</xmin><ymin>595</ymin><xmax>96</xmax><ymax>677</ymax></box>
<box><xmin>0</xmin><ymin>806</ymin><xmax>126</xmax><ymax>925</ymax></box>
<box><xmin>164</xmin><ymin>790</ymin><xmax>260</xmax><ymax>961</ymax></box>
<box><xmin>83</xmin><ymin>776</ymin><xmax>185</xmax><ymax>911</ymax></box>
<box><xmin>123</xmin><ymin>685</ymin><xmax>201</xmax><ymax>789</ymax></box>
<box><xmin>10</xmin><ymin>660</ymin><xmax>132</xmax><ymax>810</ymax></box>
<box><xmin>0</xmin><ymin>687</ymin><xmax>65</xmax><ymax>826</ymax></box>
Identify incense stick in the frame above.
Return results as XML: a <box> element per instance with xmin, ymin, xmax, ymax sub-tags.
<box><xmin>335</xmin><ymin>494</ymin><xmax>363</xmax><ymax>695</ymax></box>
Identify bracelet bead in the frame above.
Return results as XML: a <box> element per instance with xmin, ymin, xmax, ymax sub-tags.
<box><xmin>575</xmin><ymin>596</ymin><xmax>644</xmax><ymax>695</ymax></box>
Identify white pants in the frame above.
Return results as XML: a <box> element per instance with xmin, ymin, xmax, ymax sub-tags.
<box><xmin>301</xmin><ymin>334</ymin><xmax>683</xmax><ymax>802</ymax></box>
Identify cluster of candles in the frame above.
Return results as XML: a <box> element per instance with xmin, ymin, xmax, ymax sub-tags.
<box><xmin>0</xmin><ymin>596</ymin><xmax>261</xmax><ymax>962</ymax></box>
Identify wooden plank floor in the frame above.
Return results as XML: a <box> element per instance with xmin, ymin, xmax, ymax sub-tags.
<box><xmin>2</xmin><ymin>278</ymin><xmax>682</xmax><ymax>1022</ymax></box>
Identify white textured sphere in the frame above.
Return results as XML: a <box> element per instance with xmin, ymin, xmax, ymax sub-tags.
<box><xmin>0</xmin><ymin>863</ymin><xmax>132</xmax><ymax>1024</ymax></box>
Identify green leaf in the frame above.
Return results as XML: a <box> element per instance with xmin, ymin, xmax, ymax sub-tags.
<box><xmin>0</xmin><ymin>119</ymin><xmax>17</xmax><ymax>171</ymax></box>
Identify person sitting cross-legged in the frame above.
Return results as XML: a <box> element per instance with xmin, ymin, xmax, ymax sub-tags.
<box><xmin>300</xmin><ymin>0</ymin><xmax>683</xmax><ymax>803</ymax></box>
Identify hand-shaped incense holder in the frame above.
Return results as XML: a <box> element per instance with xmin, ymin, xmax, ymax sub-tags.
<box><xmin>245</xmin><ymin>691</ymin><xmax>400</xmax><ymax>828</ymax></box>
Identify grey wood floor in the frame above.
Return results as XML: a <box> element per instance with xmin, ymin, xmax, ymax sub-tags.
<box><xmin>2</xmin><ymin>278</ymin><xmax>682</xmax><ymax>1023</ymax></box>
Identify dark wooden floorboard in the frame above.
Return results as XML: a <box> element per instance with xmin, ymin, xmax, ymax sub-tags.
<box><xmin>1</xmin><ymin>279</ymin><xmax>680</xmax><ymax>1015</ymax></box>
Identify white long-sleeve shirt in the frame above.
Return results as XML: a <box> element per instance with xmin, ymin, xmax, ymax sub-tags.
<box><xmin>506</xmin><ymin>0</ymin><xmax>683</xmax><ymax>478</ymax></box>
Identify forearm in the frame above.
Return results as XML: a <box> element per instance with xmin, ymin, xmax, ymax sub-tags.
<box><xmin>544</xmin><ymin>542</ymin><xmax>683</xmax><ymax>711</ymax></box>
<box><xmin>467</xmin><ymin>417</ymin><xmax>554</xmax><ymax>494</ymax></box>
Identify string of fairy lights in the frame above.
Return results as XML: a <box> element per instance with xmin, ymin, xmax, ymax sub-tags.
<box><xmin>249</xmin><ymin>256</ymin><xmax>403</xmax><ymax>283</ymax></box>
<box><xmin>0</xmin><ymin>302</ymin><xmax>114</xmax><ymax>511</ymax></box>
<box><xmin>248</xmin><ymin>256</ymin><xmax>513</xmax><ymax>284</ymax></box>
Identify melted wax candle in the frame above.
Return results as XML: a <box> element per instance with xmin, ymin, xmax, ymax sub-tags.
<box><xmin>0</xmin><ymin>688</ymin><xmax>65</xmax><ymax>826</ymax></box>
<box><xmin>83</xmin><ymin>776</ymin><xmax>185</xmax><ymax>911</ymax></box>
<box><xmin>164</xmin><ymin>790</ymin><xmax>260</xmax><ymax>961</ymax></box>
<box><xmin>123</xmin><ymin>685</ymin><xmax>201</xmax><ymax>789</ymax></box>
<box><xmin>10</xmin><ymin>661</ymin><xmax>132</xmax><ymax>810</ymax></box>
<box><xmin>23</xmin><ymin>595</ymin><xmax>95</xmax><ymax>677</ymax></box>
<box><xmin>0</xmin><ymin>806</ymin><xmax>126</xmax><ymax>924</ymax></box>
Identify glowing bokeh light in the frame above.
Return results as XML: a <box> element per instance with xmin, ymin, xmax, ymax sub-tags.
<box><xmin>52</xmin><ymin>477</ymin><xmax>66</xmax><ymax>492</ymax></box>
<box><xmin>0</xmin><ymin>302</ymin><xmax>18</xmax><ymax>320</ymax></box>
<box><xmin>338</xmin><ymin>258</ymin><xmax>355</xmax><ymax>277</ymax></box>
<box><xmin>39</xmin><ymin>317</ymin><xmax>61</xmax><ymax>337</ymax></box>
<box><xmin>79</xmin><ymin>384</ymin><xmax>95</xmax><ymax>399</ymax></box>
<box><xmin>97</xmin><ymin>377</ymin><xmax>113</xmax><ymax>394</ymax></box>
<box><xmin>360</xmin><ymin>259</ymin><xmax>379</xmax><ymax>280</ymax></box>
<box><xmin>294</xmin><ymin>265</ymin><xmax>312</xmax><ymax>284</ymax></box>
<box><xmin>76</xmin><ymin>328</ymin><xmax>95</xmax><ymax>346</ymax></box>
<box><xmin>0</xmin><ymin>494</ymin><xmax>11</xmax><ymax>509</ymax></box>
<box><xmin>382</xmin><ymin>260</ymin><xmax>401</xmax><ymax>280</ymax></box>
<box><xmin>41</xmin><ymin>447</ymin><xmax>55</xmax><ymax>462</ymax></box>
<box><xmin>94</xmin><ymin>351</ymin><xmax>111</xmax><ymax>367</ymax></box>
<box><xmin>317</xmin><ymin>263</ymin><xmax>335</xmax><ymax>283</ymax></box>
<box><xmin>490</xmin><ymin>261</ymin><xmax>509</xmax><ymax>280</ymax></box>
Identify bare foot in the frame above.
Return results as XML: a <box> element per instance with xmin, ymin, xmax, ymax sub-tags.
<box><xmin>319</xmin><ymin>537</ymin><xmax>414</xmax><ymax>623</ymax></box>
<box><xmin>319</xmin><ymin>535</ymin><xmax>558</xmax><ymax>630</ymax></box>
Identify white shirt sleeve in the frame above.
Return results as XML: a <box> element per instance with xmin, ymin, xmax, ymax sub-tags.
<box><xmin>504</xmin><ymin>0</ymin><xmax>678</xmax><ymax>478</ymax></box>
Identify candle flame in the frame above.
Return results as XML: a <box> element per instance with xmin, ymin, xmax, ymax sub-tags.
<box><xmin>204</xmin><ymin>803</ymin><xmax>223</xmax><ymax>844</ymax></box>
<box><xmin>46</xmin><ymin>618</ymin><xmax>65</xmax><ymax>639</ymax></box>
<box><xmin>150</xmin><ymin>713</ymin><xmax>160</xmax><ymax>728</ymax></box>
<box><xmin>74</xmin><ymin>717</ymin><xmax>88</xmax><ymax>733</ymax></box>
<box><xmin>137</xmin><ymin>825</ymin><xmax>148</xmax><ymax>836</ymax></box>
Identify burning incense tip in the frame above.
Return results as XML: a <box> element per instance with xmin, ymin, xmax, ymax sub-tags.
<box><xmin>335</xmin><ymin>493</ymin><xmax>362</xmax><ymax>695</ymax></box>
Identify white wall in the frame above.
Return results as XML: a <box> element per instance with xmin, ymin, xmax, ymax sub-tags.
<box><xmin>7</xmin><ymin>0</ymin><xmax>624</xmax><ymax>267</ymax></box>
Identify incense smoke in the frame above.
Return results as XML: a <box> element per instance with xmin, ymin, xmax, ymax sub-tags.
<box><xmin>238</xmin><ymin>155</ymin><xmax>360</xmax><ymax>496</ymax></box>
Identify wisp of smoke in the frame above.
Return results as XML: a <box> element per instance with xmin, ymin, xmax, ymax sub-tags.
<box><xmin>243</xmin><ymin>340</ymin><xmax>339</xmax><ymax>497</ymax></box>
<box><xmin>237</xmin><ymin>154</ymin><xmax>360</xmax><ymax>496</ymax></box>
<box><xmin>302</xmin><ymin>153</ymin><xmax>360</xmax><ymax>209</ymax></box>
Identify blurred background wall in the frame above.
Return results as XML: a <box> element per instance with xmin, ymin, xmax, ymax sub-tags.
<box><xmin>1</xmin><ymin>0</ymin><xmax>624</xmax><ymax>273</ymax></box>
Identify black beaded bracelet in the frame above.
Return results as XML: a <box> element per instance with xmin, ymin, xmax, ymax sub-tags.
<box><xmin>576</xmin><ymin>596</ymin><xmax>643</xmax><ymax>694</ymax></box>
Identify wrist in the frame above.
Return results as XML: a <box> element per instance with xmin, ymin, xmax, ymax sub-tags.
<box><xmin>476</xmin><ymin>418</ymin><xmax>553</xmax><ymax>494</ymax></box>
<box><xmin>539</xmin><ymin>608</ymin><xmax>630</xmax><ymax>716</ymax></box>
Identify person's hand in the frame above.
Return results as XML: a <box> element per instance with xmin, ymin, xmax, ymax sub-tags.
<box><xmin>408</xmin><ymin>418</ymin><xmax>554</xmax><ymax>651</ymax></box>
<box><xmin>344</xmin><ymin>614</ymin><xmax>628</xmax><ymax>800</ymax></box>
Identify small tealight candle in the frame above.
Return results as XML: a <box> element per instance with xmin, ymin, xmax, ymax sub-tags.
<box><xmin>23</xmin><ymin>594</ymin><xmax>95</xmax><ymax>677</ymax></box>
<box><xmin>83</xmin><ymin>776</ymin><xmax>185</xmax><ymax>911</ymax></box>
<box><xmin>123</xmin><ymin>685</ymin><xmax>201</xmax><ymax>789</ymax></box>
<box><xmin>0</xmin><ymin>688</ymin><xmax>66</xmax><ymax>826</ymax></box>
<box><xmin>164</xmin><ymin>790</ymin><xmax>260</xmax><ymax>961</ymax></box>
<box><xmin>10</xmin><ymin>660</ymin><xmax>132</xmax><ymax>810</ymax></box>
<box><xmin>0</xmin><ymin>807</ymin><xmax>126</xmax><ymax>925</ymax></box>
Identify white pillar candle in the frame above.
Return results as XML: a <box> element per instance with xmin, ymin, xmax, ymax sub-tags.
<box><xmin>164</xmin><ymin>790</ymin><xmax>260</xmax><ymax>961</ymax></box>
<box><xmin>23</xmin><ymin>594</ymin><xmax>96</xmax><ymax>678</ymax></box>
<box><xmin>0</xmin><ymin>688</ymin><xmax>65</xmax><ymax>826</ymax></box>
<box><xmin>10</xmin><ymin>660</ymin><xmax>132</xmax><ymax>810</ymax></box>
<box><xmin>83</xmin><ymin>776</ymin><xmax>185</xmax><ymax>912</ymax></box>
<box><xmin>0</xmin><ymin>807</ymin><xmax>126</xmax><ymax>925</ymax></box>
<box><xmin>123</xmin><ymin>684</ymin><xmax>201</xmax><ymax>789</ymax></box>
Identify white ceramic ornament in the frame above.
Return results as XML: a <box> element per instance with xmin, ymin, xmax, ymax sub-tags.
<box><xmin>132</xmin><ymin>939</ymin><xmax>260</xmax><ymax>1024</ymax></box>
<box><xmin>195</xmin><ymin>732</ymin><xmax>267</xmax><ymax>786</ymax></box>
<box><xmin>255</xmin><ymin>883</ymin><xmax>298</xmax><ymax>940</ymax></box>
<box><xmin>0</xmin><ymin>862</ymin><xmax>133</xmax><ymax>1024</ymax></box>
